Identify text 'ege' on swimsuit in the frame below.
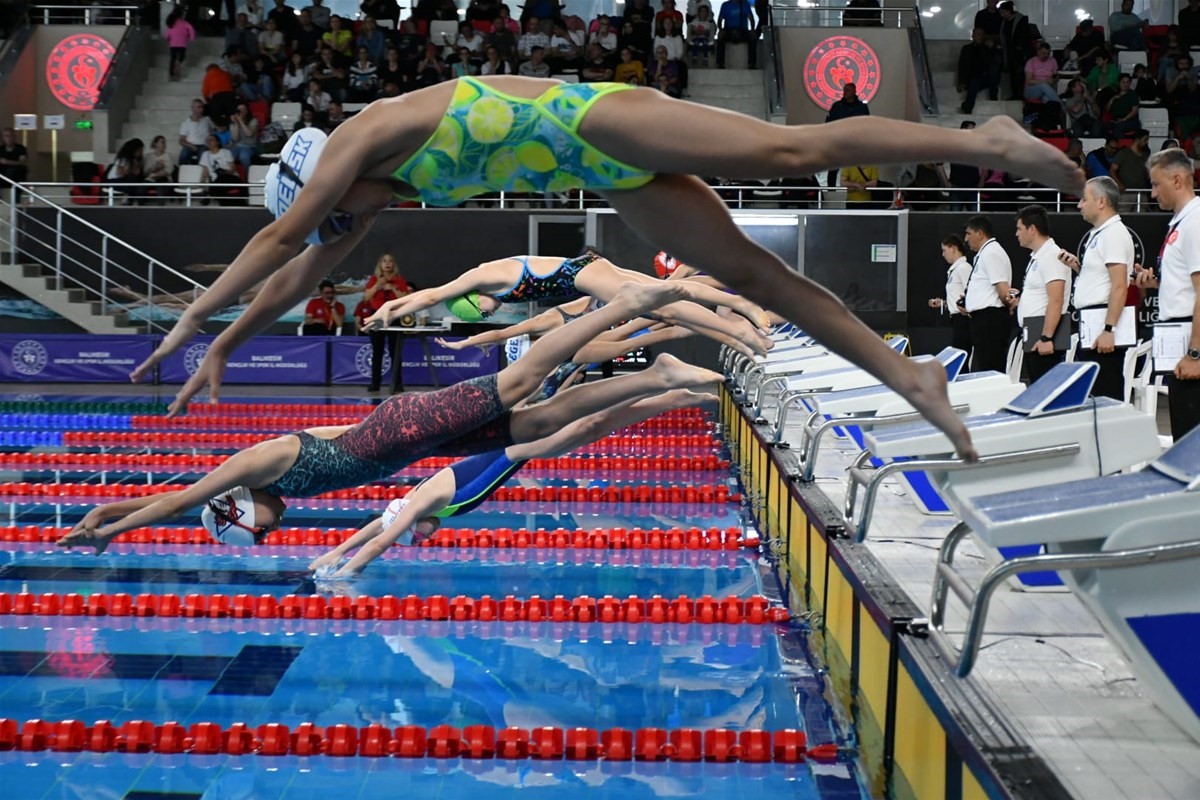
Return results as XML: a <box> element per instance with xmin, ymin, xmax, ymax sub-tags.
<box><xmin>391</xmin><ymin>78</ymin><xmax>656</xmax><ymax>207</ymax></box>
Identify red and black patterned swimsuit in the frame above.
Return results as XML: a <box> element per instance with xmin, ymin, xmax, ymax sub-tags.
<box><xmin>263</xmin><ymin>375</ymin><xmax>512</xmax><ymax>497</ymax></box>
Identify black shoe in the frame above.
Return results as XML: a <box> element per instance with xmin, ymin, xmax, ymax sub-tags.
<box><xmin>960</xmin><ymin>103</ymin><xmax>973</xmax><ymax>113</ymax></box>
<box><xmin>366</xmin><ymin>384</ymin><xmax>380</xmax><ymax>392</ymax></box>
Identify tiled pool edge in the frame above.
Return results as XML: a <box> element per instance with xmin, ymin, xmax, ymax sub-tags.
<box><xmin>721</xmin><ymin>385</ymin><xmax>1072</xmax><ymax>800</ymax></box>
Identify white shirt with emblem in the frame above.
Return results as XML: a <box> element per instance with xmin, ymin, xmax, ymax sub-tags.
<box><xmin>944</xmin><ymin>256</ymin><xmax>971</xmax><ymax>312</ymax></box>
<box><xmin>965</xmin><ymin>239</ymin><xmax>1012</xmax><ymax>311</ymax></box>
<box><xmin>1075</xmin><ymin>214</ymin><xmax>1135</xmax><ymax>309</ymax></box>
<box><xmin>1160</xmin><ymin>196</ymin><xmax>1200</xmax><ymax>321</ymax></box>
<box><xmin>1017</xmin><ymin>238</ymin><xmax>1070</xmax><ymax>325</ymax></box>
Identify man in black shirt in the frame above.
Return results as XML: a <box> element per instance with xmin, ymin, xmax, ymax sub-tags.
<box><xmin>267</xmin><ymin>0</ymin><xmax>297</xmax><ymax>38</ymax></box>
<box><xmin>974</xmin><ymin>0</ymin><xmax>1002</xmax><ymax>45</ymax></box>
<box><xmin>1067</xmin><ymin>19</ymin><xmax>1106</xmax><ymax>76</ymax></box>
<box><xmin>0</xmin><ymin>127</ymin><xmax>28</xmax><ymax>202</ymax></box>
<box><xmin>291</xmin><ymin>9</ymin><xmax>323</xmax><ymax>59</ymax></box>
<box><xmin>843</xmin><ymin>0</ymin><xmax>882</xmax><ymax>28</ymax></box>
<box><xmin>999</xmin><ymin>1</ymin><xmax>1034</xmax><ymax>100</ymax></box>
<box><xmin>824</xmin><ymin>83</ymin><xmax>869</xmax><ymax>186</ymax></box>
<box><xmin>958</xmin><ymin>27</ymin><xmax>998</xmax><ymax>113</ymax></box>
<box><xmin>1182</xmin><ymin>0</ymin><xmax>1200</xmax><ymax>48</ymax></box>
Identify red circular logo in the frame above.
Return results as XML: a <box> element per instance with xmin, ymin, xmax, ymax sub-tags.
<box><xmin>804</xmin><ymin>36</ymin><xmax>881</xmax><ymax>110</ymax></box>
<box><xmin>45</xmin><ymin>34</ymin><xmax>115</xmax><ymax>111</ymax></box>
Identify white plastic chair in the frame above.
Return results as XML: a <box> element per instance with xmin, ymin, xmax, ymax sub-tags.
<box><xmin>1064</xmin><ymin>332</ymin><xmax>1079</xmax><ymax>363</ymax></box>
<box><xmin>176</xmin><ymin>164</ymin><xmax>207</xmax><ymax>205</ymax></box>
<box><xmin>1117</xmin><ymin>50</ymin><xmax>1148</xmax><ymax>70</ymax></box>
<box><xmin>1125</xmin><ymin>339</ymin><xmax>1154</xmax><ymax>409</ymax></box>
<box><xmin>272</xmin><ymin>101</ymin><xmax>302</xmax><ymax>130</ymax></box>
<box><xmin>342</xmin><ymin>102</ymin><xmax>368</xmax><ymax>113</ymax></box>
<box><xmin>247</xmin><ymin>164</ymin><xmax>270</xmax><ymax>204</ymax></box>
<box><xmin>429</xmin><ymin>20</ymin><xmax>458</xmax><ymax>48</ymax></box>
<box><xmin>1142</xmin><ymin>107</ymin><xmax>1171</xmax><ymax>136</ymax></box>
<box><xmin>1005</xmin><ymin>336</ymin><xmax>1024</xmax><ymax>383</ymax></box>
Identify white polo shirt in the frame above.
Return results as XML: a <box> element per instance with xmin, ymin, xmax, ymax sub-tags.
<box><xmin>944</xmin><ymin>256</ymin><xmax>970</xmax><ymax>312</ymax></box>
<box><xmin>1017</xmin><ymin>238</ymin><xmax>1070</xmax><ymax>325</ymax></box>
<box><xmin>1075</xmin><ymin>214</ymin><xmax>1134</xmax><ymax>309</ymax></box>
<box><xmin>1160</xmin><ymin>196</ymin><xmax>1200</xmax><ymax>321</ymax></box>
<box><xmin>965</xmin><ymin>239</ymin><xmax>1012</xmax><ymax>311</ymax></box>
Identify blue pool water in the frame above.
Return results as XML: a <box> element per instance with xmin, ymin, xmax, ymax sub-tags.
<box><xmin>0</xmin><ymin>393</ymin><xmax>870</xmax><ymax>800</ymax></box>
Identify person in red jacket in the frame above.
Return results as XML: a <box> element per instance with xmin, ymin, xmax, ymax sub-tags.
<box><xmin>362</xmin><ymin>253</ymin><xmax>411</xmax><ymax>390</ymax></box>
<box><xmin>302</xmin><ymin>279</ymin><xmax>345</xmax><ymax>335</ymax></box>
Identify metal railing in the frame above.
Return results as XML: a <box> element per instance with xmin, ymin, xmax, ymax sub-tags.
<box><xmin>768</xmin><ymin>3</ymin><xmax>917</xmax><ymax>29</ymax></box>
<box><xmin>11</xmin><ymin>180</ymin><xmax>1166</xmax><ymax>213</ymax></box>
<box><xmin>29</xmin><ymin>3</ymin><xmax>141</xmax><ymax>25</ymax></box>
<box><xmin>908</xmin><ymin>3</ymin><xmax>939</xmax><ymax>116</ymax></box>
<box><xmin>0</xmin><ymin>175</ymin><xmax>207</xmax><ymax>334</ymax></box>
<box><xmin>762</xmin><ymin>4</ymin><xmax>786</xmax><ymax>118</ymax></box>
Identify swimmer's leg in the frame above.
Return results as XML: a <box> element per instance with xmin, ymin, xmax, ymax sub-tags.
<box><xmin>578</xmin><ymin>260</ymin><xmax>770</xmax><ymax>329</ymax></box>
<box><xmin>599</xmin><ymin>175</ymin><xmax>977</xmax><ymax>461</ymax></box>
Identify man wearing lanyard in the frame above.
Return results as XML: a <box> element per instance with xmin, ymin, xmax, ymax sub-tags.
<box><xmin>1136</xmin><ymin>147</ymin><xmax>1200</xmax><ymax>439</ymax></box>
<box><xmin>1014</xmin><ymin>204</ymin><xmax>1070</xmax><ymax>381</ymax></box>
<box><xmin>962</xmin><ymin>215</ymin><xmax>1014</xmax><ymax>373</ymax></box>
<box><xmin>1060</xmin><ymin>176</ymin><xmax>1134</xmax><ymax>400</ymax></box>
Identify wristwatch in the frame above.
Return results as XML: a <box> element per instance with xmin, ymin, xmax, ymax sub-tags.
<box><xmin>1104</xmin><ymin>324</ymin><xmax>1115</xmax><ymax>333</ymax></box>
<box><xmin>1188</xmin><ymin>348</ymin><xmax>1200</xmax><ymax>360</ymax></box>
<box><xmin>1039</xmin><ymin>335</ymin><xmax>1053</xmax><ymax>343</ymax></box>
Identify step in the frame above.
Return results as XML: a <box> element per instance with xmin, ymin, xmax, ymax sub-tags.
<box><xmin>688</xmin><ymin>95</ymin><xmax>765</xmax><ymax>118</ymax></box>
<box><xmin>135</xmin><ymin>96</ymin><xmax>201</xmax><ymax>112</ymax></box>
<box><xmin>688</xmin><ymin>67</ymin><xmax>763</xmax><ymax>86</ymax></box>
<box><xmin>687</xmin><ymin>83</ymin><xmax>764</xmax><ymax>99</ymax></box>
<box><xmin>128</xmin><ymin>108</ymin><xmax>193</xmax><ymax>125</ymax></box>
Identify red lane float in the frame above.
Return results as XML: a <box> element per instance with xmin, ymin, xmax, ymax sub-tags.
<box><xmin>0</xmin><ymin>591</ymin><xmax>789</xmax><ymax>624</ymax></box>
<box><xmin>0</xmin><ymin>719</ymin><xmax>835</xmax><ymax>763</ymax></box>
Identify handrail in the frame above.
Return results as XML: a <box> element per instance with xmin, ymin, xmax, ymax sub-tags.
<box><xmin>0</xmin><ymin>22</ymin><xmax>33</xmax><ymax>77</ymax></box>
<box><xmin>29</xmin><ymin>4</ymin><xmax>141</xmax><ymax>25</ymax></box>
<box><xmin>768</xmin><ymin>3</ymin><xmax>915</xmax><ymax>29</ymax></box>
<box><xmin>762</xmin><ymin>4</ymin><xmax>786</xmax><ymax>118</ymax></box>
<box><xmin>909</xmin><ymin>2</ymin><xmax>938</xmax><ymax>116</ymax></box>
<box><xmin>9</xmin><ymin>180</ymin><xmax>1165</xmax><ymax>213</ymax></box>
<box><xmin>0</xmin><ymin>174</ymin><xmax>208</xmax><ymax>334</ymax></box>
<box><xmin>96</xmin><ymin>25</ymin><xmax>148</xmax><ymax>110</ymax></box>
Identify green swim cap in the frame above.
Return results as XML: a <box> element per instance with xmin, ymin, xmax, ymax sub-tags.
<box><xmin>446</xmin><ymin>292</ymin><xmax>485</xmax><ymax>322</ymax></box>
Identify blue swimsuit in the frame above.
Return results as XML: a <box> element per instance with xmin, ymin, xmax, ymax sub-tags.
<box><xmin>492</xmin><ymin>254</ymin><xmax>597</xmax><ymax>304</ymax></box>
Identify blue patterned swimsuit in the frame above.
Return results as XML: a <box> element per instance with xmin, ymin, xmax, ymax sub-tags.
<box><xmin>493</xmin><ymin>253</ymin><xmax>597</xmax><ymax>304</ymax></box>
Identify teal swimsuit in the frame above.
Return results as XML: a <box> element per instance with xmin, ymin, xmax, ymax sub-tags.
<box><xmin>492</xmin><ymin>253</ymin><xmax>597</xmax><ymax>304</ymax></box>
<box><xmin>391</xmin><ymin>78</ymin><xmax>656</xmax><ymax>206</ymax></box>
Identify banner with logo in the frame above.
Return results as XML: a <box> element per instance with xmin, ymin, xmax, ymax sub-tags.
<box><xmin>0</xmin><ymin>335</ymin><xmax>156</xmax><ymax>382</ymax></box>
<box><xmin>330</xmin><ymin>337</ymin><xmax>391</xmax><ymax>385</ymax></box>
<box><xmin>400</xmin><ymin>337</ymin><xmax>500</xmax><ymax>384</ymax></box>
<box><xmin>158</xmin><ymin>336</ymin><xmax>328</xmax><ymax>385</ymax></box>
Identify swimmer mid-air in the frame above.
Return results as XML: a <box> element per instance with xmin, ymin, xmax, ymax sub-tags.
<box><xmin>59</xmin><ymin>283</ymin><xmax>727</xmax><ymax>553</ymax></box>
<box><xmin>310</xmin><ymin>387</ymin><xmax>712</xmax><ymax>576</ymax></box>
<box><xmin>130</xmin><ymin>75</ymin><xmax>1086</xmax><ymax>457</ymax></box>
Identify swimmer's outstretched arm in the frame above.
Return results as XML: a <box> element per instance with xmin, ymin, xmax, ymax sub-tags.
<box><xmin>336</xmin><ymin>473</ymin><xmax>456</xmax><ymax>575</ymax></box>
<box><xmin>365</xmin><ymin>276</ymin><xmax>480</xmax><ymax>328</ymax></box>
<box><xmin>434</xmin><ymin>306</ymin><xmax>566</xmax><ymax>351</ymax></box>
<box><xmin>573</xmin><ymin>323</ymin><xmax>693</xmax><ymax>364</ymax></box>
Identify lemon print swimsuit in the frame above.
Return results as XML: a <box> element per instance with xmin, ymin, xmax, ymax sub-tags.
<box><xmin>392</xmin><ymin>78</ymin><xmax>656</xmax><ymax>206</ymax></box>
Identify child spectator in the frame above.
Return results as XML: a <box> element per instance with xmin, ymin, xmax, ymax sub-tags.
<box><xmin>519</xmin><ymin>45</ymin><xmax>551</xmax><ymax>77</ymax></box>
<box><xmin>305</xmin><ymin>78</ymin><xmax>332</xmax><ymax>113</ymax></box>
<box><xmin>581</xmin><ymin>42</ymin><xmax>614</xmax><ymax>81</ymax></box>
<box><xmin>163</xmin><ymin>9</ymin><xmax>196</xmax><ymax>81</ymax></box>
<box><xmin>687</xmin><ymin>4</ymin><xmax>714</xmax><ymax>65</ymax></box>
<box><xmin>614</xmin><ymin>46</ymin><xmax>646</xmax><ymax>84</ymax></box>
<box><xmin>198</xmin><ymin>134</ymin><xmax>239</xmax><ymax>184</ymax></box>
<box><xmin>519</xmin><ymin>16</ymin><xmax>550</xmax><ymax>57</ymax></box>
<box><xmin>282</xmin><ymin>53</ymin><xmax>311</xmax><ymax>101</ymax></box>
<box><xmin>648</xmin><ymin>44</ymin><xmax>681</xmax><ymax>96</ymax></box>
<box><xmin>451</xmin><ymin>46</ymin><xmax>478</xmax><ymax>77</ymax></box>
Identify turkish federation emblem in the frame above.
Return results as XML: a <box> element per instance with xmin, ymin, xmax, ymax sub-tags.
<box><xmin>46</xmin><ymin>35</ymin><xmax>116</xmax><ymax>111</ymax></box>
<box><xmin>804</xmin><ymin>36</ymin><xmax>881</xmax><ymax>110</ymax></box>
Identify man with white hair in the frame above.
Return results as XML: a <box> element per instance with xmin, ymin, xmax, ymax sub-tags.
<box><xmin>1060</xmin><ymin>176</ymin><xmax>1135</xmax><ymax>399</ymax></box>
<box><xmin>1136</xmin><ymin>148</ymin><xmax>1200</xmax><ymax>439</ymax></box>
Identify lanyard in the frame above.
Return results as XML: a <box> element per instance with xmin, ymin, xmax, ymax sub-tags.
<box><xmin>1159</xmin><ymin>199</ymin><xmax>1200</xmax><ymax>275</ymax></box>
<box><xmin>966</xmin><ymin>240</ymin><xmax>995</xmax><ymax>286</ymax></box>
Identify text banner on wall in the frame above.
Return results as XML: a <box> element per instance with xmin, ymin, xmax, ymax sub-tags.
<box><xmin>0</xmin><ymin>335</ymin><xmax>156</xmax><ymax>382</ymax></box>
<box><xmin>400</xmin><ymin>337</ymin><xmax>499</xmax><ymax>385</ymax></box>
<box><xmin>330</xmin><ymin>337</ymin><xmax>391</xmax><ymax>385</ymax></box>
<box><xmin>158</xmin><ymin>336</ymin><xmax>327</xmax><ymax>385</ymax></box>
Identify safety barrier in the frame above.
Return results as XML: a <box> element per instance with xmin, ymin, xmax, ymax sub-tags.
<box><xmin>0</xmin><ymin>719</ymin><xmax>836</xmax><ymax>762</ymax></box>
<box><xmin>0</xmin><ymin>591</ymin><xmax>788</xmax><ymax>624</ymax></box>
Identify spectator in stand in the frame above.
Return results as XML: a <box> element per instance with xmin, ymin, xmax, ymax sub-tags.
<box><xmin>1182</xmin><ymin>0</ymin><xmax>1200</xmax><ymax>49</ymax></box>
<box><xmin>291</xmin><ymin>9</ymin><xmax>323</xmax><ymax>59</ymax></box>
<box><xmin>548</xmin><ymin>20</ymin><xmax>583</xmax><ymax>68</ymax></box>
<box><xmin>178</xmin><ymin>99</ymin><xmax>213</xmax><ymax>165</ymax></box>
<box><xmin>1064</xmin><ymin>138</ymin><xmax>1085</xmax><ymax>171</ymax></box>
<box><xmin>294</xmin><ymin>107</ymin><xmax>319</xmax><ymax>132</ymax></box>
<box><xmin>648</xmin><ymin>45</ymin><xmax>681</xmax><ymax>97</ymax></box>
<box><xmin>1131</xmin><ymin>63</ymin><xmax>1158</xmax><ymax>102</ymax></box>
<box><xmin>1106</xmin><ymin>73</ymin><xmax>1141</xmax><ymax>137</ymax></box>
<box><xmin>258</xmin><ymin>17</ymin><xmax>286</xmax><ymax>64</ymax></box>
<box><xmin>590</xmin><ymin>14</ymin><xmax>618</xmax><ymax>51</ymax></box>
<box><xmin>1108</xmin><ymin>0</ymin><xmax>1146</xmax><ymax>51</ymax></box>
<box><xmin>454</xmin><ymin>22</ymin><xmax>481</xmax><ymax>58</ymax></box>
<box><xmin>198</xmin><ymin>134</ymin><xmax>240</xmax><ymax>188</ymax></box>
<box><xmin>654</xmin><ymin>16</ymin><xmax>685</xmax><ymax>61</ymax></box>
<box><xmin>625</xmin><ymin>0</ymin><xmax>656</xmax><ymax>56</ymax></box>
<box><xmin>1159</xmin><ymin>27</ymin><xmax>1187</xmax><ymax>84</ymax></box>
<box><xmin>1167</xmin><ymin>54</ymin><xmax>1200</xmax><ymax>137</ymax></box>
<box><xmin>395</xmin><ymin>19</ymin><xmax>426</xmax><ymax>67</ymax></box>
<box><xmin>522</xmin><ymin>0</ymin><xmax>563</xmax><ymax>29</ymax></box>
<box><xmin>312</xmin><ymin>46</ymin><xmax>348</xmax><ymax>100</ymax></box>
<box><xmin>226</xmin><ymin>13</ymin><xmax>259</xmax><ymax>58</ymax></box>
<box><xmin>1110</xmin><ymin>128</ymin><xmax>1151</xmax><ymax>204</ymax></box>
<box><xmin>240</xmin><ymin>0</ymin><xmax>265</xmax><ymax>28</ymax></box>
<box><xmin>1023</xmin><ymin>41</ymin><xmax>1059</xmax><ymax>104</ymax></box>
<box><xmin>229</xmin><ymin>102</ymin><xmax>260</xmax><ymax>169</ymax></box>
<box><xmin>486</xmin><ymin>16</ymin><xmax>519</xmax><ymax>62</ymax></box>
<box><xmin>450</xmin><ymin>47</ymin><xmax>477</xmax><ymax>77</ymax></box>
<box><xmin>323</xmin><ymin>15</ymin><xmax>353</xmax><ymax>57</ymax></box>
<box><xmin>164</xmin><ymin>10</ymin><xmax>196</xmax><ymax>82</ymax></box>
<box><xmin>958</xmin><ymin>26</ymin><xmax>998</xmax><ymax>114</ymax></box>
<box><xmin>656</xmin><ymin>0</ymin><xmax>683</xmax><ymax>32</ymax></box>
<box><xmin>357</xmin><ymin>16</ymin><xmax>387</xmax><ymax>63</ymax></box>
<box><xmin>381</xmin><ymin>81</ymin><xmax>403</xmax><ymax>97</ymax></box>
<box><xmin>0</xmin><ymin>127</ymin><xmax>29</xmax><ymax>194</ymax></box>
<box><xmin>201</xmin><ymin>63</ymin><xmax>237</xmax><ymax>123</ymax></box>
<box><xmin>998</xmin><ymin>1</ymin><xmax>1033</xmax><ymax>100</ymax></box>
<box><xmin>613</xmin><ymin>46</ymin><xmax>646</xmax><ymax>84</ymax></box>
<box><xmin>305</xmin><ymin>0</ymin><xmax>331</xmax><ymax>30</ymax></box>
<box><xmin>974</xmin><ymin>0</ymin><xmax>1001</xmax><ymax>46</ymax></box>
<box><xmin>466</xmin><ymin>0</ymin><xmax>501</xmax><ymax>24</ymax></box>
<box><xmin>1066</xmin><ymin>18</ymin><xmax>1105</xmax><ymax>76</ymax></box>
<box><xmin>839</xmin><ymin>164</ymin><xmax>879</xmax><ymax>205</ymax></box>
<box><xmin>581</xmin><ymin>42</ymin><xmax>613</xmax><ymax>81</ymax></box>
<box><xmin>361</xmin><ymin>0</ymin><xmax>400</xmax><ymax>29</ymax></box>
<box><xmin>519</xmin><ymin>45</ymin><xmax>551</xmax><ymax>77</ymax></box>
<box><xmin>349</xmin><ymin>46</ymin><xmax>381</xmax><ymax>100</ymax></box>
<box><xmin>243</xmin><ymin>56</ymin><xmax>275</xmax><ymax>101</ymax></box>
<box><xmin>378</xmin><ymin>47</ymin><xmax>408</xmax><ymax>89</ymax></box>
<box><xmin>415</xmin><ymin>43</ymin><xmax>447</xmax><ymax>87</ymax></box>
<box><xmin>144</xmin><ymin>135</ymin><xmax>175</xmax><ymax>186</ymax></box>
<box><xmin>1086</xmin><ymin>49</ymin><xmax>1120</xmax><ymax>109</ymax></box>
<box><xmin>267</xmin><ymin>0</ymin><xmax>297</xmax><ymax>38</ymax></box>
<box><xmin>1085</xmin><ymin>135</ymin><xmax>1120</xmax><ymax>178</ymax></box>
<box><xmin>282</xmin><ymin>53</ymin><xmax>312</xmax><ymax>101</ymax></box>
<box><xmin>363</xmin><ymin>253</ymin><xmax>411</xmax><ymax>391</ymax></box>
<box><xmin>1063</xmin><ymin>78</ymin><xmax>1100</xmax><ymax>136</ymax></box>
<box><xmin>104</xmin><ymin>138</ymin><xmax>146</xmax><ymax>202</ymax></box>
<box><xmin>303</xmin><ymin>280</ymin><xmax>345</xmax><ymax>335</ymax></box>
<box><xmin>304</xmin><ymin>78</ymin><xmax>332</xmax><ymax>113</ymax></box>
<box><xmin>843</xmin><ymin>0</ymin><xmax>882</xmax><ymax>28</ymax></box>
<box><xmin>497</xmin><ymin>4</ymin><xmax>521</xmax><ymax>35</ymax></box>
<box><xmin>688</xmin><ymin>5</ymin><xmax>714</xmax><ymax>65</ymax></box>
<box><xmin>519</xmin><ymin>17</ymin><xmax>550</xmax><ymax>58</ymax></box>
<box><xmin>480</xmin><ymin>44</ymin><xmax>513</xmax><ymax>75</ymax></box>
<box><xmin>716</xmin><ymin>0</ymin><xmax>755</xmax><ymax>69</ymax></box>
<box><xmin>825</xmin><ymin>81</ymin><xmax>869</xmax><ymax>122</ymax></box>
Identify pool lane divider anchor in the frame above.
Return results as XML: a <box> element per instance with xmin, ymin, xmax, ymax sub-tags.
<box><xmin>2</xmin><ymin>525</ymin><xmax>760</xmax><ymax>551</ymax></box>
<box><xmin>0</xmin><ymin>719</ymin><xmax>841</xmax><ymax>763</ymax></box>
<box><xmin>0</xmin><ymin>591</ymin><xmax>790</xmax><ymax>624</ymax></box>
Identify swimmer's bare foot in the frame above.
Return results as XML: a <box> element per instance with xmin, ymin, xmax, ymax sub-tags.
<box><xmin>652</xmin><ymin>353</ymin><xmax>724</xmax><ymax>389</ymax></box>
<box><xmin>612</xmin><ymin>281</ymin><xmax>690</xmax><ymax>317</ymax></box>
<box><xmin>906</xmin><ymin>359</ymin><xmax>978</xmax><ymax>461</ymax></box>
<box><xmin>977</xmin><ymin>116</ymin><xmax>1085</xmax><ymax>196</ymax></box>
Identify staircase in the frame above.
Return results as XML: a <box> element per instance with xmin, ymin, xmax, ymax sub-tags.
<box><xmin>688</xmin><ymin>67</ymin><xmax>769</xmax><ymax>120</ymax></box>
<box><xmin>923</xmin><ymin>39</ymin><xmax>1024</xmax><ymax>129</ymax></box>
<box><xmin>119</xmin><ymin>37</ymin><xmax>228</xmax><ymax>150</ymax></box>
<box><xmin>0</xmin><ymin>263</ymin><xmax>141</xmax><ymax>334</ymax></box>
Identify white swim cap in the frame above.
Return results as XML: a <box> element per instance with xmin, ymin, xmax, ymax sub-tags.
<box><xmin>263</xmin><ymin>128</ymin><xmax>328</xmax><ymax>246</ymax></box>
<box><xmin>380</xmin><ymin>497</ymin><xmax>416</xmax><ymax>546</ymax></box>
<box><xmin>201</xmin><ymin>485</ymin><xmax>261</xmax><ymax>546</ymax></box>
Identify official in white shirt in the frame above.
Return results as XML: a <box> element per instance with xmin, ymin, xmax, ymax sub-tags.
<box><xmin>1137</xmin><ymin>147</ymin><xmax>1200</xmax><ymax>439</ymax></box>
<box><xmin>962</xmin><ymin>215</ymin><xmax>1014</xmax><ymax>373</ymax></box>
<box><xmin>1060</xmin><ymin>176</ymin><xmax>1134</xmax><ymax>399</ymax></box>
<box><xmin>927</xmin><ymin>234</ymin><xmax>972</xmax><ymax>354</ymax></box>
<box><xmin>1015</xmin><ymin>205</ymin><xmax>1071</xmax><ymax>382</ymax></box>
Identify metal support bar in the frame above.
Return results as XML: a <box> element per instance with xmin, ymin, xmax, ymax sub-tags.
<box><xmin>798</xmin><ymin>405</ymin><xmax>969</xmax><ymax>482</ymax></box>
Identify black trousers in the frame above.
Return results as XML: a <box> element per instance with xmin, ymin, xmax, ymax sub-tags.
<box><xmin>1025</xmin><ymin>348</ymin><xmax>1065</xmax><ymax>383</ymax></box>
<box><xmin>369</xmin><ymin>329</ymin><xmax>398</xmax><ymax>387</ymax></box>
<box><xmin>1076</xmin><ymin>347</ymin><xmax>1128</xmax><ymax>401</ymax></box>
<box><xmin>1168</xmin><ymin>374</ymin><xmax>1200</xmax><ymax>441</ymax></box>
<box><xmin>950</xmin><ymin>314</ymin><xmax>971</xmax><ymax>354</ymax></box>
<box><xmin>967</xmin><ymin>307</ymin><xmax>1012</xmax><ymax>373</ymax></box>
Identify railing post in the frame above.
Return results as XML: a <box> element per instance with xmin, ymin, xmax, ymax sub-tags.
<box><xmin>54</xmin><ymin>212</ymin><xmax>63</xmax><ymax>291</ymax></box>
<box><xmin>148</xmin><ymin>258</ymin><xmax>155</xmax><ymax>311</ymax></box>
<box><xmin>100</xmin><ymin>237</ymin><xmax>109</xmax><ymax>315</ymax></box>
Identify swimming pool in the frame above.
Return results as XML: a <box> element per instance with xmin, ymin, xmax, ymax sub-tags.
<box><xmin>0</xmin><ymin>393</ymin><xmax>870</xmax><ymax>799</ymax></box>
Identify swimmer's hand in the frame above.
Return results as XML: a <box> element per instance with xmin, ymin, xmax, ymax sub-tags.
<box><xmin>57</xmin><ymin>513</ymin><xmax>119</xmax><ymax>555</ymax></box>
<box><xmin>130</xmin><ymin>316</ymin><xmax>202</xmax><ymax>384</ymax></box>
<box><xmin>433</xmin><ymin>337</ymin><xmax>465</xmax><ymax>350</ymax></box>
<box><xmin>164</xmin><ymin>347</ymin><xmax>229</xmax><ymax>417</ymax></box>
<box><xmin>309</xmin><ymin>551</ymin><xmax>345</xmax><ymax>573</ymax></box>
<box><xmin>364</xmin><ymin>303</ymin><xmax>398</xmax><ymax>330</ymax></box>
